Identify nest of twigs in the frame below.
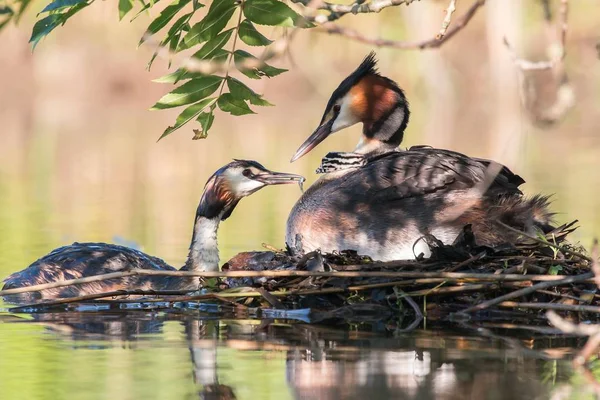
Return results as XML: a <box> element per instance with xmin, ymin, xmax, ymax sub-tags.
<box><xmin>3</xmin><ymin>221</ymin><xmax>599</xmax><ymax>329</ymax></box>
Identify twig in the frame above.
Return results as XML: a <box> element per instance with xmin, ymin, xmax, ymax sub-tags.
<box><xmin>6</xmin><ymin>289</ymin><xmax>189</xmax><ymax>311</ymax></box>
<box><xmin>317</xmin><ymin>0</ymin><xmax>485</xmax><ymax>50</ymax></box>
<box><xmin>495</xmin><ymin>220</ymin><xmax>592</xmax><ymax>262</ymax></box>
<box><xmin>393</xmin><ymin>288</ymin><xmax>423</xmax><ymax>332</ymax></box>
<box><xmin>503</xmin><ymin>0</ymin><xmax>568</xmax><ymax>70</ymax></box>
<box><xmin>457</xmin><ymin>272</ymin><xmax>594</xmax><ymax>314</ymax></box>
<box><xmin>398</xmin><ymin>283</ymin><xmax>496</xmax><ymax>297</ymax></box>
<box><xmin>498</xmin><ymin>301</ymin><xmax>600</xmax><ymax>314</ymax></box>
<box><xmin>591</xmin><ymin>240</ymin><xmax>600</xmax><ymax>288</ymax></box>
<box><xmin>504</xmin><ymin>0</ymin><xmax>573</xmax><ymax>125</ymax></box>
<box><xmin>437</xmin><ymin>0</ymin><xmax>457</xmax><ymax>39</ymax></box>
<box><xmin>255</xmin><ymin>287</ymin><xmax>286</xmax><ymax>309</ymax></box>
<box><xmin>2</xmin><ymin>270</ymin><xmax>591</xmax><ymax>297</ymax></box>
<box><xmin>547</xmin><ymin>310</ymin><xmax>600</xmax><ymax>365</ymax></box>
<box><xmin>536</xmin><ymin>289</ymin><xmax>587</xmax><ymax>303</ymax></box>
<box><xmin>547</xmin><ymin>310</ymin><xmax>600</xmax><ymax>336</ymax></box>
<box><xmin>292</xmin><ymin>0</ymin><xmax>415</xmax><ymax>23</ymax></box>
<box><xmin>474</xmin><ymin>322</ymin><xmax>564</xmax><ymax>335</ymax></box>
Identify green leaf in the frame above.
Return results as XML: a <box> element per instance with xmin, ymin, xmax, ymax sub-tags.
<box><xmin>140</xmin><ymin>0</ymin><xmax>191</xmax><ymax>44</ymax></box>
<box><xmin>131</xmin><ymin>0</ymin><xmax>160</xmax><ymax>22</ymax></box>
<box><xmin>29</xmin><ymin>14</ymin><xmax>63</xmax><ymax>49</ymax></box>
<box><xmin>158</xmin><ymin>97</ymin><xmax>216</xmax><ymax>140</ymax></box>
<box><xmin>153</xmin><ymin>69</ymin><xmax>187</xmax><ymax>83</ymax></box>
<box><xmin>151</xmin><ymin>75</ymin><xmax>222</xmax><ymax>109</ymax></box>
<box><xmin>191</xmin><ymin>28</ymin><xmax>232</xmax><ymax>60</ymax></box>
<box><xmin>217</xmin><ymin>93</ymin><xmax>255</xmax><ymax>116</ymax></box>
<box><xmin>118</xmin><ymin>0</ymin><xmax>134</xmax><ymax>20</ymax></box>
<box><xmin>194</xmin><ymin>106</ymin><xmax>215</xmax><ymax>139</ymax></box>
<box><xmin>227</xmin><ymin>77</ymin><xmax>273</xmax><ymax>106</ymax></box>
<box><xmin>238</xmin><ymin>19</ymin><xmax>272</xmax><ymax>46</ymax></box>
<box><xmin>0</xmin><ymin>6</ymin><xmax>13</xmax><ymax>15</ymax></box>
<box><xmin>146</xmin><ymin>11</ymin><xmax>193</xmax><ymax>70</ymax></box>
<box><xmin>40</xmin><ymin>0</ymin><xmax>87</xmax><ymax>13</ymax></box>
<box><xmin>180</xmin><ymin>0</ymin><xmax>235</xmax><ymax>50</ymax></box>
<box><xmin>233</xmin><ymin>50</ymin><xmax>287</xmax><ymax>79</ymax></box>
<box><xmin>548</xmin><ymin>265</ymin><xmax>563</xmax><ymax>275</ymax></box>
<box><xmin>243</xmin><ymin>0</ymin><xmax>302</xmax><ymax>27</ymax></box>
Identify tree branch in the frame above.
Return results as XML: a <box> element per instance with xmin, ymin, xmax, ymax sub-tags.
<box><xmin>316</xmin><ymin>0</ymin><xmax>485</xmax><ymax>50</ymax></box>
<box><xmin>437</xmin><ymin>0</ymin><xmax>458</xmax><ymax>39</ymax></box>
<box><xmin>291</xmin><ymin>0</ymin><xmax>417</xmax><ymax>23</ymax></box>
<box><xmin>504</xmin><ymin>0</ymin><xmax>573</xmax><ymax>125</ymax></box>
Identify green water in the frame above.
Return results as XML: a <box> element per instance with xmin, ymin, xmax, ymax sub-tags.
<box><xmin>0</xmin><ymin>309</ymin><xmax>598</xmax><ymax>400</ymax></box>
<box><xmin>2</xmin><ymin>3</ymin><xmax>600</xmax><ymax>397</ymax></box>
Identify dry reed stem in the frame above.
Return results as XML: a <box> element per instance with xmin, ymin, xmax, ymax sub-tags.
<box><xmin>1</xmin><ymin>270</ymin><xmax>592</xmax><ymax>297</ymax></box>
<box><xmin>457</xmin><ymin>272</ymin><xmax>594</xmax><ymax>314</ymax></box>
<box><xmin>495</xmin><ymin>220</ymin><xmax>591</xmax><ymax>262</ymax></box>
<box><xmin>498</xmin><ymin>301</ymin><xmax>600</xmax><ymax>314</ymax></box>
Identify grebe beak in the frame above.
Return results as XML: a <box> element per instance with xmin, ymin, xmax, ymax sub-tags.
<box><xmin>254</xmin><ymin>170</ymin><xmax>305</xmax><ymax>186</ymax></box>
<box><xmin>290</xmin><ymin>118</ymin><xmax>335</xmax><ymax>163</ymax></box>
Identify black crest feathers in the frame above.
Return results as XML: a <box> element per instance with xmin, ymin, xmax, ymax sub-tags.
<box><xmin>320</xmin><ymin>51</ymin><xmax>380</xmax><ymax>124</ymax></box>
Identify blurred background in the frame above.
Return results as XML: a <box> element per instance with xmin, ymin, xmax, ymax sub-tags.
<box><xmin>1</xmin><ymin>2</ymin><xmax>599</xmax><ymax>399</ymax></box>
<box><xmin>0</xmin><ymin>0</ymin><xmax>598</xmax><ymax>279</ymax></box>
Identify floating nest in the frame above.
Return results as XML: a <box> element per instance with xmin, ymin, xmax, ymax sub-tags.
<box><xmin>3</xmin><ymin>221</ymin><xmax>599</xmax><ymax>329</ymax></box>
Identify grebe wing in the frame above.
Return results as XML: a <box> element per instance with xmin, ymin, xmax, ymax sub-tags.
<box><xmin>335</xmin><ymin>148</ymin><xmax>524</xmax><ymax>202</ymax></box>
<box><xmin>3</xmin><ymin>242</ymin><xmax>175</xmax><ymax>289</ymax></box>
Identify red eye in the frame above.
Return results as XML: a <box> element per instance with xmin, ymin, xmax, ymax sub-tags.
<box><xmin>333</xmin><ymin>104</ymin><xmax>341</xmax><ymax>113</ymax></box>
<box><xmin>242</xmin><ymin>169</ymin><xmax>252</xmax><ymax>177</ymax></box>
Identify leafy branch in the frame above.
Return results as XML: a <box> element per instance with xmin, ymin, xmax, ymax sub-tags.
<box><xmin>2</xmin><ymin>0</ymin><xmax>308</xmax><ymax>140</ymax></box>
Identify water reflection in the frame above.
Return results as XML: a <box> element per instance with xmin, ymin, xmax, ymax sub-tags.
<box><xmin>1</xmin><ymin>310</ymin><xmax>598</xmax><ymax>400</ymax></box>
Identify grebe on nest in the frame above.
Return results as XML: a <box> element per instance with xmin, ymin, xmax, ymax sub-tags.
<box><xmin>3</xmin><ymin>160</ymin><xmax>303</xmax><ymax>302</ymax></box>
<box><xmin>286</xmin><ymin>52</ymin><xmax>555</xmax><ymax>261</ymax></box>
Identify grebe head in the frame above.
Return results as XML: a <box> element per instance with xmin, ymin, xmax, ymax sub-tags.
<box><xmin>291</xmin><ymin>52</ymin><xmax>410</xmax><ymax>162</ymax></box>
<box><xmin>198</xmin><ymin>160</ymin><xmax>304</xmax><ymax>220</ymax></box>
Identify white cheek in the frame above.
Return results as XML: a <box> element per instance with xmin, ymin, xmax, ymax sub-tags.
<box><xmin>235</xmin><ymin>179</ymin><xmax>264</xmax><ymax>196</ymax></box>
<box><xmin>331</xmin><ymin>97</ymin><xmax>360</xmax><ymax>133</ymax></box>
<box><xmin>224</xmin><ymin>170</ymin><xmax>264</xmax><ymax>196</ymax></box>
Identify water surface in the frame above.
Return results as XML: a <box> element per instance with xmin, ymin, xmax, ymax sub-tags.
<box><xmin>0</xmin><ymin>309</ymin><xmax>598</xmax><ymax>400</ymax></box>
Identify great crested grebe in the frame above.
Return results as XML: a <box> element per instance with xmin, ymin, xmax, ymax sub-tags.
<box><xmin>286</xmin><ymin>53</ymin><xmax>555</xmax><ymax>260</ymax></box>
<box><xmin>2</xmin><ymin>160</ymin><xmax>304</xmax><ymax>302</ymax></box>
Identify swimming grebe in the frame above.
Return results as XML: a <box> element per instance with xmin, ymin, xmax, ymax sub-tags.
<box><xmin>3</xmin><ymin>160</ymin><xmax>304</xmax><ymax>302</ymax></box>
<box><xmin>286</xmin><ymin>53</ymin><xmax>554</xmax><ymax>260</ymax></box>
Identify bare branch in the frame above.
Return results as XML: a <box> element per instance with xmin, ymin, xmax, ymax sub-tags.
<box><xmin>547</xmin><ymin>310</ymin><xmax>600</xmax><ymax>336</ymax></box>
<box><xmin>504</xmin><ymin>0</ymin><xmax>567</xmax><ymax>70</ymax></box>
<box><xmin>505</xmin><ymin>0</ymin><xmax>573</xmax><ymax>125</ymax></box>
<box><xmin>291</xmin><ymin>0</ymin><xmax>416</xmax><ymax>23</ymax></box>
<box><xmin>317</xmin><ymin>0</ymin><xmax>485</xmax><ymax>49</ymax></box>
<box><xmin>437</xmin><ymin>0</ymin><xmax>458</xmax><ymax>39</ymax></box>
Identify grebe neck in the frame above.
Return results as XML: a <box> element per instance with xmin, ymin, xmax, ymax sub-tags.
<box><xmin>182</xmin><ymin>213</ymin><xmax>223</xmax><ymax>272</ymax></box>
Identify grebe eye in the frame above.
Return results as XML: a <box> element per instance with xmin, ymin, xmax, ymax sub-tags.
<box><xmin>242</xmin><ymin>168</ymin><xmax>252</xmax><ymax>177</ymax></box>
<box><xmin>333</xmin><ymin>104</ymin><xmax>341</xmax><ymax>113</ymax></box>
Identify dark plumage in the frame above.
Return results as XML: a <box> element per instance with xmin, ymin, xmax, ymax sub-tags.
<box><xmin>2</xmin><ymin>243</ymin><xmax>180</xmax><ymax>303</ymax></box>
<box><xmin>2</xmin><ymin>161</ymin><xmax>304</xmax><ymax>303</ymax></box>
<box><xmin>287</xmin><ymin>53</ymin><xmax>556</xmax><ymax>260</ymax></box>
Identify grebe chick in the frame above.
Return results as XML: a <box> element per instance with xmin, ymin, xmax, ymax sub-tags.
<box><xmin>2</xmin><ymin>160</ymin><xmax>304</xmax><ymax>303</ymax></box>
<box><xmin>286</xmin><ymin>53</ymin><xmax>555</xmax><ymax>261</ymax></box>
